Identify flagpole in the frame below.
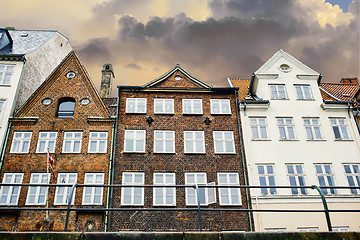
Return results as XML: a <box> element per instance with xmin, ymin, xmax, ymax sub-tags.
<box><xmin>46</xmin><ymin>147</ymin><xmax>49</xmax><ymax>224</ymax></box>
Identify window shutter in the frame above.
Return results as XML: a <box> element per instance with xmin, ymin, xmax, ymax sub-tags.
<box><xmin>207</xmin><ymin>182</ymin><xmax>216</xmax><ymax>204</ymax></box>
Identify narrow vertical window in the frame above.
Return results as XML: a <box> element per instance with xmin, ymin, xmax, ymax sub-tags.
<box><xmin>0</xmin><ymin>173</ymin><xmax>23</xmax><ymax>205</ymax></box>
<box><xmin>88</xmin><ymin>132</ymin><xmax>108</xmax><ymax>153</ymax></box>
<box><xmin>184</xmin><ymin>131</ymin><xmax>205</xmax><ymax>153</ymax></box>
<box><xmin>250</xmin><ymin>118</ymin><xmax>268</xmax><ymax>140</ymax></box>
<box><xmin>36</xmin><ymin>132</ymin><xmax>57</xmax><ymax>153</ymax></box>
<box><xmin>303</xmin><ymin>118</ymin><xmax>322</xmax><ymax>140</ymax></box>
<box><xmin>0</xmin><ymin>64</ymin><xmax>14</xmax><ymax>85</ymax></box>
<box><xmin>0</xmin><ymin>100</ymin><xmax>5</xmax><ymax>120</ymax></box>
<box><xmin>121</xmin><ymin>172</ymin><xmax>144</xmax><ymax>206</ymax></box>
<box><xmin>343</xmin><ymin>164</ymin><xmax>360</xmax><ymax>194</ymax></box>
<box><xmin>330</xmin><ymin>118</ymin><xmax>350</xmax><ymax>140</ymax></box>
<box><xmin>185</xmin><ymin>173</ymin><xmax>208</xmax><ymax>205</ymax></box>
<box><xmin>153</xmin><ymin>173</ymin><xmax>176</xmax><ymax>206</ymax></box>
<box><xmin>277</xmin><ymin>118</ymin><xmax>295</xmax><ymax>140</ymax></box>
<box><xmin>54</xmin><ymin>173</ymin><xmax>77</xmax><ymax>205</ymax></box>
<box><xmin>10</xmin><ymin>131</ymin><xmax>32</xmax><ymax>153</ymax></box>
<box><xmin>154</xmin><ymin>99</ymin><xmax>174</xmax><ymax>114</ymax></box>
<box><xmin>269</xmin><ymin>84</ymin><xmax>287</xmax><ymax>99</ymax></box>
<box><xmin>62</xmin><ymin>132</ymin><xmax>82</xmax><ymax>153</ymax></box>
<box><xmin>295</xmin><ymin>85</ymin><xmax>313</xmax><ymax>100</ymax></box>
<box><xmin>82</xmin><ymin>173</ymin><xmax>104</xmax><ymax>205</ymax></box>
<box><xmin>57</xmin><ymin>97</ymin><xmax>75</xmax><ymax>118</ymax></box>
<box><xmin>124</xmin><ymin>130</ymin><xmax>146</xmax><ymax>153</ymax></box>
<box><xmin>210</xmin><ymin>99</ymin><xmax>231</xmax><ymax>114</ymax></box>
<box><xmin>217</xmin><ymin>173</ymin><xmax>241</xmax><ymax>205</ymax></box>
<box><xmin>126</xmin><ymin>98</ymin><xmax>147</xmax><ymax>113</ymax></box>
<box><xmin>286</xmin><ymin>164</ymin><xmax>306</xmax><ymax>194</ymax></box>
<box><xmin>257</xmin><ymin>165</ymin><xmax>276</xmax><ymax>195</ymax></box>
<box><xmin>315</xmin><ymin>164</ymin><xmax>336</xmax><ymax>194</ymax></box>
<box><xmin>26</xmin><ymin>173</ymin><xmax>49</xmax><ymax>205</ymax></box>
<box><xmin>154</xmin><ymin>130</ymin><xmax>175</xmax><ymax>153</ymax></box>
<box><xmin>213</xmin><ymin>131</ymin><xmax>235</xmax><ymax>153</ymax></box>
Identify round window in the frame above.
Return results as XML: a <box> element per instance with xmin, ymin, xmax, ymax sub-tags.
<box><xmin>174</xmin><ymin>75</ymin><xmax>182</xmax><ymax>81</ymax></box>
<box><xmin>81</xmin><ymin>98</ymin><xmax>90</xmax><ymax>105</ymax></box>
<box><xmin>42</xmin><ymin>98</ymin><xmax>52</xmax><ymax>105</ymax></box>
<box><xmin>279</xmin><ymin>64</ymin><xmax>291</xmax><ymax>72</ymax></box>
<box><xmin>66</xmin><ymin>71</ymin><xmax>76</xmax><ymax>79</ymax></box>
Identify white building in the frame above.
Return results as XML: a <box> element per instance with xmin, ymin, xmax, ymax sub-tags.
<box><xmin>230</xmin><ymin>50</ymin><xmax>360</xmax><ymax>232</ymax></box>
<box><xmin>0</xmin><ymin>28</ymin><xmax>72</xmax><ymax>158</ymax></box>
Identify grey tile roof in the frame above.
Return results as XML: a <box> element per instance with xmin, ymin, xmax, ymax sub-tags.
<box><xmin>4</xmin><ymin>30</ymin><xmax>57</xmax><ymax>55</ymax></box>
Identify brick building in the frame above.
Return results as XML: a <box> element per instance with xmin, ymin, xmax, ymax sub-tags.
<box><xmin>0</xmin><ymin>51</ymin><xmax>114</xmax><ymax>231</ymax></box>
<box><xmin>110</xmin><ymin>65</ymin><xmax>252</xmax><ymax>231</ymax></box>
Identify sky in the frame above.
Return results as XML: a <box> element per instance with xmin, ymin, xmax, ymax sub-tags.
<box><xmin>1</xmin><ymin>0</ymin><xmax>359</xmax><ymax>94</ymax></box>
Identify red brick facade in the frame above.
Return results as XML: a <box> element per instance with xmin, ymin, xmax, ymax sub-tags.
<box><xmin>110</xmin><ymin>66</ymin><xmax>252</xmax><ymax>231</ymax></box>
<box><xmin>0</xmin><ymin>52</ymin><xmax>113</xmax><ymax>231</ymax></box>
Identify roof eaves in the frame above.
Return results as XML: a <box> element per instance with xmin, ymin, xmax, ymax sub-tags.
<box><xmin>319</xmin><ymin>86</ymin><xmax>342</xmax><ymax>101</ymax></box>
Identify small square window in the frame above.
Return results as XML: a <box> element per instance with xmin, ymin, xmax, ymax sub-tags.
<box><xmin>154</xmin><ymin>99</ymin><xmax>174</xmax><ymax>114</ymax></box>
<box><xmin>210</xmin><ymin>99</ymin><xmax>231</xmax><ymax>114</ymax></box>
<box><xmin>10</xmin><ymin>131</ymin><xmax>32</xmax><ymax>153</ymax></box>
<box><xmin>217</xmin><ymin>173</ymin><xmax>241</xmax><ymax>205</ymax></box>
<box><xmin>62</xmin><ymin>132</ymin><xmax>82</xmax><ymax>153</ymax></box>
<box><xmin>36</xmin><ymin>132</ymin><xmax>57</xmax><ymax>153</ymax></box>
<box><xmin>295</xmin><ymin>85</ymin><xmax>313</xmax><ymax>100</ymax></box>
<box><xmin>124</xmin><ymin>130</ymin><xmax>146</xmax><ymax>153</ymax></box>
<box><xmin>184</xmin><ymin>131</ymin><xmax>205</xmax><ymax>153</ymax></box>
<box><xmin>269</xmin><ymin>84</ymin><xmax>287</xmax><ymax>99</ymax></box>
<box><xmin>0</xmin><ymin>64</ymin><xmax>14</xmax><ymax>85</ymax></box>
<box><xmin>0</xmin><ymin>173</ymin><xmax>23</xmax><ymax>206</ymax></box>
<box><xmin>154</xmin><ymin>130</ymin><xmax>175</xmax><ymax>153</ymax></box>
<box><xmin>88</xmin><ymin>132</ymin><xmax>108</xmax><ymax>153</ymax></box>
<box><xmin>182</xmin><ymin>99</ymin><xmax>203</xmax><ymax>115</ymax></box>
<box><xmin>213</xmin><ymin>131</ymin><xmax>235</xmax><ymax>154</ymax></box>
<box><xmin>126</xmin><ymin>98</ymin><xmax>147</xmax><ymax>113</ymax></box>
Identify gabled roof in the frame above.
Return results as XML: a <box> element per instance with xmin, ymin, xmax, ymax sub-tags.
<box><xmin>255</xmin><ymin>49</ymin><xmax>319</xmax><ymax>76</ymax></box>
<box><xmin>143</xmin><ymin>64</ymin><xmax>212</xmax><ymax>88</ymax></box>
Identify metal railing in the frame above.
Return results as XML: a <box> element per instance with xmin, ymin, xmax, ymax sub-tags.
<box><xmin>0</xmin><ymin>183</ymin><xmax>359</xmax><ymax>232</ymax></box>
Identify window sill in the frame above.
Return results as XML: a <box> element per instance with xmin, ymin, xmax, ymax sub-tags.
<box><xmin>87</xmin><ymin>152</ymin><xmax>108</xmax><ymax>154</ymax></box>
<box><xmin>270</xmin><ymin>98</ymin><xmax>289</xmax><ymax>100</ymax></box>
<box><xmin>214</xmin><ymin>152</ymin><xmax>236</xmax><ymax>155</ymax></box>
<box><xmin>182</xmin><ymin>113</ymin><xmax>203</xmax><ymax>116</ymax></box>
<box><xmin>0</xmin><ymin>84</ymin><xmax>11</xmax><ymax>87</ymax></box>
<box><xmin>61</xmin><ymin>152</ymin><xmax>82</xmax><ymax>154</ymax></box>
<box><xmin>334</xmin><ymin>139</ymin><xmax>354</xmax><ymax>142</ymax></box>
<box><xmin>125</xmin><ymin>112</ymin><xmax>146</xmax><ymax>115</ymax></box>
<box><xmin>154</xmin><ymin>113</ymin><xmax>174</xmax><ymax>115</ymax></box>
<box><xmin>153</xmin><ymin>204</ymin><xmax>177</xmax><ymax>207</ymax></box>
<box><xmin>296</xmin><ymin>99</ymin><xmax>315</xmax><ymax>101</ymax></box>
<box><xmin>9</xmin><ymin>152</ymin><xmax>29</xmax><ymax>154</ymax></box>
<box><xmin>120</xmin><ymin>204</ymin><xmax>144</xmax><ymax>207</ymax></box>
<box><xmin>306</xmin><ymin>139</ymin><xmax>327</xmax><ymax>141</ymax></box>
<box><xmin>251</xmin><ymin>139</ymin><xmax>271</xmax><ymax>141</ymax></box>
<box><xmin>123</xmin><ymin>151</ymin><xmax>146</xmax><ymax>154</ymax></box>
<box><xmin>153</xmin><ymin>152</ymin><xmax>176</xmax><ymax>154</ymax></box>
<box><xmin>219</xmin><ymin>204</ymin><xmax>243</xmax><ymax>206</ymax></box>
<box><xmin>36</xmin><ymin>152</ymin><xmax>55</xmax><ymax>154</ymax></box>
<box><xmin>211</xmin><ymin>113</ymin><xmax>232</xmax><ymax>116</ymax></box>
<box><xmin>279</xmin><ymin>139</ymin><xmax>299</xmax><ymax>141</ymax></box>
<box><xmin>184</xmin><ymin>152</ymin><xmax>206</xmax><ymax>155</ymax></box>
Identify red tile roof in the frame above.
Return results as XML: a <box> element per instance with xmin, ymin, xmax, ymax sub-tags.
<box><xmin>229</xmin><ymin>79</ymin><xmax>255</xmax><ymax>100</ymax></box>
<box><xmin>320</xmin><ymin>83</ymin><xmax>360</xmax><ymax>107</ymax></box>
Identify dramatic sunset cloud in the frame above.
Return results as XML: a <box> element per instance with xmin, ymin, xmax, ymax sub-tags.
<box><xmin>0</xmin><ymin>0</ymin><xmax>358</xmax><ymax>95</ymax></box>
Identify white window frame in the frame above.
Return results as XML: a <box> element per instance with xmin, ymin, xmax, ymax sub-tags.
<box><xmin>182</xmin><ymin>99</ymin><xmax>203</xmax><ymax>115</ymax></box>
<box><xmin>88</xmin><ymin>131</ymin><xmax>108</xmax><ymax>153</ymax></box>
<box><xmin>36</xmin><ymin>132</ymin><xmax>57</xmax><ymax>153</ymax></box>
<box><xmin>124</xmin><ymin>130</ymin><xmax>146</xmax><ymax>153</ymax></box>
<box><xmin>62</xmin><ymin>132</ymin><xmax>82</xmax><ymax>153</ymax></box>
<box><xmin>82</xmin><ymin>173</ymin><xmax>104</xmax><ymax>205</ymax></box>
<box><xmin>25</xmin><ymin>173</ymin><xmax>49</xmax><ymax>205</ymax></box>
<box><xmin>0</xmin><ymin>99</ymin><xmax>5</xmax><ymax>120</ymax></box>
<box><xmin>257</xmin><ymin>165</ymin><xmax>276</xmax><ymax>195</ymax></box>
<box><xmin>184</xmin><ymin>131</ymin><xmax>205</xmax><ymax>154</ymax></box>
<box><xmin>54</xmin><ymin>173</ymin><xmax>77</xmax><ymax>205</ymax></box>
<box><xmin>0</xmin><ymin>173</ymin><xmax>23</xmax><ymax>206</ymax></box>
<box><xmin>264</xmin><ymin>228</ymin><xmax>286</xmax><ymax>232</ymax></box>
<box><xmin>217</xmin><ymin>173</ymin><xmax>241</xmax><ymax>206</ymax></box>
<box><xmin>154</xmin><ymin>130</ymin><xmax>175</xmax><ymax>153</ymax></box>
<box><xmin>153</xmin><ymin>173</ymin><xmax>176</xmax><ymax>206</ymax></box>
<box><xmin>343</xmin><ymin>164</ymin><xmax>360</xmax><ymax>194</ymax></box>
<box><xmin>330</xmin><ymin>118</ymin><xmax>350</xmax><ymax>140</ymax></box>
<box><xmin>250</xmin><ymin>117</ymin><xmax>268</xmax><ymax>140</ymax></box>
<box><xmin>295</xmin><ymin>84</ymin><xmax>313</xmax><ymax>100</ymax></box>
<box><xmin>269</xmin><ymin>84</ymin><xmax>287</xmax><ymax>99</ymax></box>
<box><xmin>297</xmin><ymin>227</ymin><xmax>318</xmax><ymax>232</ymax></box>
<box><xmin>286</xmin><ymin>164</ymin><xmax>307</xmax><ymax>195</ymax></box>
<box><xmin>126</xmin><ymin>98</ymin><xmax>147</xmax><ymax>113</ymax></box>
<box><xmin>154</xmin><ymin>99</ymin><xmax>174</xmax><ymax>114</ymax></box>
<box><xmin>185</xmin><ymin>172</ymin><xmax>208</xmax><ymax>206</ymax></box>
<box><xmin>277</xmin><ymin>117</ymin><xmax>296</xmax><ymax>140</ymax></box>
<box><xmin>303</xmin><ymin>118</ymin><xmax>323</xmax><ymax>140</ymax></box>
<box><xmin>210</xmin><ymin>99</ymin><xmax>231</xmax><ymax>115</ymax></box>
<box><xmin>332</xmin><ymin>227</ymin><xmax>350</xmax><ymax>232</ymax></box>
<box><xmin>213</xmin><ymin>131</ymin><xmax>236</xmax><ymax>154</ymax></box>
<box><xmin>0</xmin><ymin>64</ymin><xmax>14</xmax><ymax>85</ymax></box>
<box><xmin>315</xmin><ymin>164</ymin><xmax>336</xmax><ymax>195</ymax></box>
<box><xmin>10</xmin><ymin>131</ymin><xmax>32</xmax><ymax>154</ymax></box>
<box><xmin>121</xmin><ymin>172</ymin><xmax>144</xmax><ymax>206</ymax></box>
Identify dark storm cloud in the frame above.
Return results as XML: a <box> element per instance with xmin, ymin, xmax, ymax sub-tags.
<box><xmin>125</xmin><ymin>63</ymin><xmax>142</xmax><ymax>70</ymax></box>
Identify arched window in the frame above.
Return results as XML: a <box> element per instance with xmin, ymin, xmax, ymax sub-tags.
<box><xmin>57</xmin><ymin>97</ymin><xmax>75</xmax><ymax>118</ymax></box>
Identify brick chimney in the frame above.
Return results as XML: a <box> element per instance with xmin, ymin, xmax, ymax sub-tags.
<box><xmin>340</xmin><ymin>78</ymin><xmax>358</xmax><ymax>84</ymax></box>
<box><xmin>100</xmin><ymin>64</ymin><xmax>115</xmax><ymax>98</ymax></box>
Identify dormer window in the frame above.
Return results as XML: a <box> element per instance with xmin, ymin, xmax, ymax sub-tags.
<box><xmin>57</xmin><ymin>97</ymin><xmax>75</xmax><ymax>118</ymax></box>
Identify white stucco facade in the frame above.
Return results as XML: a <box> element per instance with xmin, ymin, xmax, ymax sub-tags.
<box><xmin>236</xmin><ymin>50</ymin><xmax>360</xmax><ymax>232</ymax></box>
<box><xmin>0</xmin><ymin>30</ymin><xmax>72</xmax><ymax>157</ymax></box>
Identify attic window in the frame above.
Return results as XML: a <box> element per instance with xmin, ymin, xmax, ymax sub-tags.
<box><xmin>174</xmin><ymin>75</ymin><xmax>182</xmax><ymax>81</ymax></box>
<box><xmin>279</xmin><ymin>64</ymin><xmax>291</xmax><ymax>72</ymax></box>
<box><xmin>57</xmin><ymin>97</ymin><xmax>75</xmax><ymax>118</ymax></box>
<box><xmin>342</xmin><ymin>93</ymin><xmax>351</xmax><ymax>97</ymax></box>
<box><xmin>66</xmin><ymin>71</ymin><xmax>75</xmax><ymax>79</ymax></box>
<box><xmin>21</xmin><ymin>33</ymin><xmax>28</xmax><ymax>37</ymax></box>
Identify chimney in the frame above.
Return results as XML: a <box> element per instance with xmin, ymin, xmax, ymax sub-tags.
<box><xmin>100</xmin><ymin>64</ymin><xmax>114</xmax><ymax>98</ymax></box>
<box><xmin>340</xmin><ymin>78</ymin><xmax>358</xmax><ymax>84</ymax></box>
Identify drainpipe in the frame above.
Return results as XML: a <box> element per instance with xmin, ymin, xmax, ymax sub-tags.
<box><xmin>106</xmin><ymin>91</ymin><xmax>120</xmax><ymax>231</ymax></box>
<box><xmin>234</xmin><ymin>89</ymin><xmax>253</xmax><ymax>231</ymax></box>
<box><xmin>354</xmin><ymin>109</ymin><xmax>360</xmax><ymax>135</ymax></box>
<box><xmin>0</xmin><ymin>121</ymin><xmax>11</xmax><ymax>172</ymax></box>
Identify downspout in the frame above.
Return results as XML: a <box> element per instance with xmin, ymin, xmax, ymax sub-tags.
<box><xmin>0</xmin><ymin>121</ymin><xmax>12</xmax><ymax>171</ymax></box>
<box><xmin>354</xmin><ymin>108</ymin><xmax>360</xmax><ymax>135</ymax></box>
<box><xmin>104</xmin><ymin>118</ymin><xmax>115</xmax><ymax>232</ymax></box>
<box><xmin>234</xmin><ymin>89</ymin><xmax>253</xmax><ymax>231</ymax></box>
<box><xmin>107</xmin><ymin>90</ymin><xmax>120</xmax><ymax>231</ymax></box>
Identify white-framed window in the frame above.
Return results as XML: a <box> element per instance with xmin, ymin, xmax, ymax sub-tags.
<box><xmin>88</xmin><ymin>132</ymin><xmax>108</xmax><ymax>153</ymax></box>
<box><xmin>126</xmin><ymin>98</ymin><xmax>146</xmax><ymax>113</ymax></box>
<box><xmin>277</xmin><ymin>118</ymin><xmax>295</xmax><ymax>140</ymax></box>
<box><xmin>269</xmin><ymin>84</ymin><xmax>287</xmax><ymax>99</ymax></box>
<box><xmin>295</xmin><ymin>85</ymin><xmax>313</xmax><ymax>100</ymax></box>
<box><xmin>343</xmin><ymin>164</ymin><xmax>360</xmax><ymax>194</ymax></box>
<box><xmin>330</xmin><ymin>118</ymin><xmax>350</xmax><ymax>140</ymax></box>
<box><xmin>0</xmin><ymin>173</ymin><xmax>23</xmax><ymax>205</ymax></box>
<box><xmin>10</xmin><ymin>131</ymin><xmax>32</xmax><ymax>153</ymax></box>
<box><xmin>185</xmin><ymin>173</ymin><xmax>214</xmax><ymax>206</ymax></box>
<box><xmin>303</xmin><ymin>118</ymin><xmax>322</xmax><ymax>140</ymax></box>
<box><xmin>217</xmin><ymin>173</ymin><xmax>241</xmax><ymax>205</ymax></box>
<box><xmin>257</xmin><ymin>165</ymin><xmax>276</xmax><ymax>195</ymax></box>
<box><xmin>182</xmin><ymin>99</ymin><xmax>203</xmax><ymax>115</ymax></box>
<box><xmin>210</xmin><ymin>99</ymin><xmax>231</xmax><ymax>115</ymax></box>
<box><xmin>332</xmin><ymin>227</ymin><xmax>350</xmax><ymax>232</ymax></box>
<box><xmin>154</xmin><ymin>130</ymin><xmax>175</xmax><ymax>153</ymax></box>
<box><xmin>184</xmin><ymin>131</ymin><xmax>205</xmax><ymax>153</ymax></box>
<box><xmin>62</xmin><ymin>132</ymin><xmax>82</xmax><ymax>153</ymax></box>
<box><xmin>0</xmin><ymin>100</ymin><xmax>5</xmax><ymax>120</ymax></box>
<box><xmin>250</xmin><ymin>117</ymin><xmax>268</xmax><ymax>140</ymax></box>
<box><xmin>0</xmin><ymin>64</ymin><xmax>14</xmax><ymax>85</ymax></box>
<box><xmin>26</xmin><ymin>173</ymin><xmax>49</xmax><ymax>205</ymax></box>
<box><xmin>54</xmin><ymin>173</ymin><xmax>77</xmax><ymax>205</ymax></box>
<box><xmin>213</xmin><ymin>131</ymin><xmax>235</xmax><ymax>154</ymax></box>
<box><xmin>265</xmin><ymin>228</ymin><xmax>286</xmax><ymax>232</ymax></box>
<box><xmin>297</xmin><ymin>227</ymin><xmax>318</xmax><ymax>232</ymax></box>
<box><xmin>36</xmin><ymin>132</ymin><xmax>57</xmax><ymax>153</ymax></box>
<box><xmin>121</xmin><ymin>172</ymin><xmax>144</xmax><ymax>206</ymax></box>
<box><xmin>124</xmin><ymin>130</ymin><xmax>146</xmax><ymax>153</ymax></box>
<box><xmin>286</xmin><ymin>164</ymin><xmax>306</xmax><ymax>195</ymax></box>
<box><xmin>82</xmin><ymin>173</ymin><xmax>104</xmax><ymax>205</ymax></box>
<box><xmin>153</xmin><ymin>173</ymin><xmax>176</xmax><ymax>206</ymax></box>
<box><xmin>315</xmin><ymin>164</ymin><xmax>336</xmax><ymax>194</ymax></box>
<box><xmin>154</xmin><ymin>99</ymin><xmax>174</xmax><ymax>114</ymax></box>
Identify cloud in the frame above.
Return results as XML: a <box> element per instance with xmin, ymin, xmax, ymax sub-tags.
<box><xmin>125</xmin><ymin>63</ymin><xmax>142</xmax><ymax>70</ymax></box>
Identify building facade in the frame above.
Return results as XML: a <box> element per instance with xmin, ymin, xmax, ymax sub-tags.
<box><xmin>0</xmin><ymin>52</ymin><xmax>114</xmax><ymax>231</ymax></box>
<box><xmin>230</xmin><ymin>50</ymin><xmax>360</xmax><ymax>232</ymax></box>
<box><xmin>0</xmin><ymin>28</ymin><xmax>72</xmax><ymax>162</ymax></box>
<box><xmin>110</xmin><ymin>65</ymin><xmax>252</xmax><ymax>231</ymax></box>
